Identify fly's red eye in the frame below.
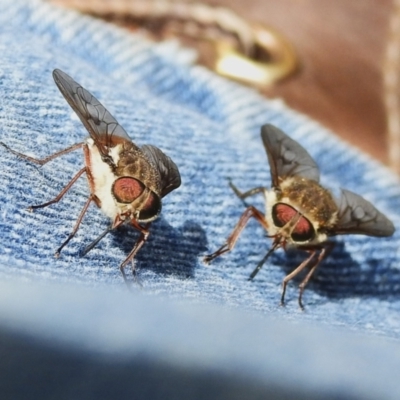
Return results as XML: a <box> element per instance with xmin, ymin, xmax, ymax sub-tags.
<box><xmin>272</xmin><ymin>203</ymin><xmax>315</xmax><ymax>242</ymax></box>
<box><xmin>143</xmin><ymin>192</ymin><xmax>157</xmax><ymax>211</ymax></box>
<box><xmin>291</xmin><ymin>216</ymin><xmax>314</xmax><ymax>242</ymax></box>
<box><xmin>112</xmin><ymin>177</ymin><xmax>144</xmax><ymax>204</ymax></box>
<box><xmin>138</xmin><ymin>191</ymin><xmax>161</xmax><ymax>221</ymax></box>
<box><xmin>272</xmin><ymin>203</ymin><xmax>297</xmax><ymax>228</ymax></box>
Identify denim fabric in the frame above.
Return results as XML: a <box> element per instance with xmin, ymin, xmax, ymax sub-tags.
<box><xmin>1</xmin><ymin>0</ymin><xmax>400</xmax><ymax>399</ymax></box>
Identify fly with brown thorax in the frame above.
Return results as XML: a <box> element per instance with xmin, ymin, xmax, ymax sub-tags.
<box><xmin>204</xmin><ymin>124</ymin><xmax>395</xmax><ymax>309</ymax></box>
<box><xmin>0</xmin><ymin>69</ymin><xmax>181</xmax><ymax>283</ymax></box>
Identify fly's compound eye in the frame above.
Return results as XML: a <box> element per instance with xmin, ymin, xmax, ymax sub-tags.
<box><xmin>112</xmin><ymin>176</ymin><xmax>162</xmax><ymax>221</ymax></box>
<box><xmin>112</xmin><ymin>177</ymin><xmax>145</xmax><ymax>204</ymax></box>
<box><xmin>272</xmin><ymin>203</ymin><xmax>315</xmax><ymax>242</ymax></box>
<box><xmin>137</xmin><ymin>191</ymin><xmax>162</xmax><ymax>222</ymax></box>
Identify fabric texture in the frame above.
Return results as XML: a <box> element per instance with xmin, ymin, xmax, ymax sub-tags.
<box><xmin>0</xmin><ymin>0</ymin><xmax>400</xmax><ymax>399</ymax></box>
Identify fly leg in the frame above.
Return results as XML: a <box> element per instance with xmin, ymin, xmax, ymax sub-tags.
<box><xmin>119</xmin><ymin>221</ymin><xmax>151</xmax><ymax>287</ymax></box>
<box><xmin>0</xmin><ymin>142</ymin><xmax>84</xmax><ymax>166</ymax></box>
<box><xmin>55</xmin><ymin>195</ymin><xmax>94</xmax><ymax>257</ymax></box>
<box><xmin>28</xmin><ymin>167</ymin><xmax>86</xmax><ymax>211</ymax></box>
<box><xmin>248</xmin><ymin>239</ymin><xmax>280</xmax><ymax>280</ymax></box>
<box><xmin>297</xmin><ymin>242</ymin><xmax>335</xmax><ymax>309</ymax></box>
<box><xmin>280</xmin><ymin>250</ymin><xmax>317</xmax><ymax>309</ymax></box>
<box><xmin>204</xmin><ymin>205</ymin><xmax>268</xmax><ymax>263</ymax></box>
<box><xmin>81</xmin><ymin>215</ymin><xmax>127</xmax><ymax>258</ymax></box>
<box><xmin>0</xmin><ymin>141</ymin><xmax>86</xmax><ymax>211</ymax></box>
<box><xmin>1</xmin><ymin>141</ymin><xmax>94</xmax><ymax>255</ymax></box>
<box><xmin>23</xmin><ymin>166</ymin><xmax>89</xmax><ymax>255</ymax></box>
<box><xmin>81</xmin><ymin>223</ymin><xmax>114</xmax><ymax>257</ymax></box>
<box><xmin>228</xmin><ymin>179</ymin><xmax>267</xmax><ymax>207</ymax></box>
<box><xmin>280</xmin><ymin>242</ymin><xmax>334</xmax><ymax>309</ymax></box>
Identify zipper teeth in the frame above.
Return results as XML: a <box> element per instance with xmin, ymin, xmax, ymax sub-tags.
<box><xmin>49</xmin><ymin>0</ymin><xmax>256</xmax><ymax>55</ymax></box>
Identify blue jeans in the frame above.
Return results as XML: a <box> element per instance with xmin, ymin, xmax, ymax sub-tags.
<box><xmin>0</xmin><ymin>0</ymin><xmax>400</xmax><ymax>399</ymax></box>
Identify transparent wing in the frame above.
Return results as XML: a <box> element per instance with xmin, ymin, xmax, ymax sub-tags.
<box><xmin>141</xmin><ymin>145</ymin><xmax>181</xmax><ymax>197</ymax></box>
<box><xmin>53</xmin><ymin>69</ymin><xmax>132</xmax><ymax>157</ymax></box>
<box><xmin>261</xmin><ymin>124</ymin><xmax>320</xmax><ymax>187</ymax></box>
<box><xmin>333</xmin><ymin>189</ymin><xmax>395</xmax><ymax>237</ymax></box>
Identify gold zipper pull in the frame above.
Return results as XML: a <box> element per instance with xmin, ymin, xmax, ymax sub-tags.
<box><xmin>214</xmin><ymin>22</ymin><xmax>299</xmax><ymax>87</ymax></box>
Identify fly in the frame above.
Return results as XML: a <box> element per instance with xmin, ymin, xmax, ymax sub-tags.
<box><xmin>204</xmin><ymin>124</ymin><xmax>395</xmax><ymax>309</ymax></box>
<box><xmin>0</xmin><ymin>69</ymin><xmax>181</xmax><ymax>283</ymax></box>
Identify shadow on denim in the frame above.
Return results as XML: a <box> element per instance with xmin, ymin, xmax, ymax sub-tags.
<box><xmin>280</xmin><ymin>241</ymin><xmax>400</xmax><ymax>300</ymax></box>
<box><xmin>107</xmin><ymin>218</ymin><xmax>208</xmax><ymax>280</ymax></box>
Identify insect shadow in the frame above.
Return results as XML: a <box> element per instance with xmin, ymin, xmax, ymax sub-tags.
<box><xmin>281</xmin><ymin>241</ymin><xmax>400</xmax><ymax>301</ymax></box>
<box><xmin>105</xmin><ymin>218</ymin><xmax>208</xmax><ymax>280</ymax></box>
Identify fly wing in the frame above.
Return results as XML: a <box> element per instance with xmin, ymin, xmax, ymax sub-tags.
<box><xmin>141</xmin><ymin>145</ymin><xmax>181</xmax><ymax>197</ymax></box>
<box><xmin>261</xmin><ymin>124</ymin><xmax>320</xmax><ymax>187</ymax></box>
<box><xmin>333</xmin><ymin>189</ymin><xmax>395</xmax><ymax>237</ymax></box>
<box><xmin>53</xmin><ymin>69</ymin><xmax>132</xmax><ymax>158</ymax></box>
